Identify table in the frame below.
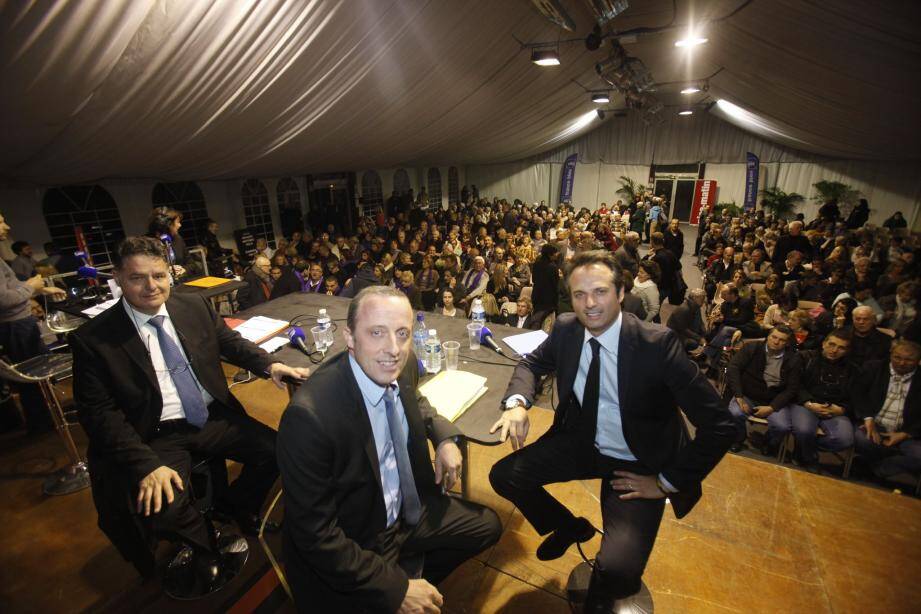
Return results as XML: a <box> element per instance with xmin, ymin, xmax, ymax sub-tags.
<box><xmin>236</xmin><ymin>293</ymin><xmax>528</xmax><ymax>496</ymax></box>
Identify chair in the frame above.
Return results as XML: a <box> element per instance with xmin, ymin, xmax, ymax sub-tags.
<box><xmin>0</xmin><ymin>353</ymin><xmax>90</xmax><ymax>495</ymax></box>
<box><xmin>750</xmin><ymin>283</ymin><xmax>765</xmax><ymax>295</ymax></box>
<box><xmin>746</xmin><ymin>416</ymin><xmax>791</xmax><ymax>463</ymax></box>
<box><xmin>797</xmin><ymin>300</ymin><xmax>822</xmax><ymax>311</ymax></box>
<box><xmin>519</xmin><ymin>286</ymin><xmax>533</xmax><ymax>301</ymax></box>
<box><xmin>258</xmin><ymin>489</ymin><xmax>293</xmax><ymax>601</ymax></box>
<box><xmin>500</xmin><ymin>301</ymin><xmax>517</xmax><ymax>315</ymax></box>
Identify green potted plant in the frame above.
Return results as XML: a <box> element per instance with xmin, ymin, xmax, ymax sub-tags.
<box><xmin>713</xmin><ymin>201</ymin><xmax>742</xmax><ymax>218</ymax></box>
<box><xmin>616</xmin><ymin>176</ymin><xmax>646</xmax><ymax>203</ymax></box>
<box><xmin>812</xmin><ymin>180</ymin><xmax>860</xmax><ymax>208</ymax></box>
<box><xmin>758</xmin><ymin>187</ymin><xmax>804</xmax><ymax>219</ymax></box>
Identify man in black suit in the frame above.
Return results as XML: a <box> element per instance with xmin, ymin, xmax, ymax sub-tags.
<box><xmin>488</xmin><ymin>251</ymin><xmax>734</xmax><ymax>611</ymax></box>
<box><xmin>667</xmin><ymin>288</ymin><xmax>707</xmax><ymax>354</ymax></box>
<box><xmin>71</xmin><ymin>237</ymin><xmax>310</xmax><ymax>580</ymax></box>
<box><xmin>853</xmin><ymin>340</ymin><xmax>921</xmax><ymax>480</ymax></box>
<box><xmin>236</xmin><ymin>255</ymin><xmax>272</xmax><ymax>310</ymax></box>
<box><xmin>277</xmin><ymin>286</ymin><xmax>501</xmax><ymax>613</ymax></box>
<box><xmin>493</xmin><ymin>296</ymin><xmax>541</xmax><ymax>330</ymax></box>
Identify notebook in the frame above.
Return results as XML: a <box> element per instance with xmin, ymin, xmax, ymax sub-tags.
<box><xmin>418</xmin><ymin>370</ymin><xmax>489</xmax><ymax>422</ymax></box>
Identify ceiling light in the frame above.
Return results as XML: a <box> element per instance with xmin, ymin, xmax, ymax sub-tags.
<box><xmin>674</xmin><ymin>35</ymin><xmax>708</xmax><ymax>48</ymax></box>
<box><xmin>591</xmin><ymin>92</ymin><xmax>611</xmax><ymax>103</ymax></box>
<box><xmin>678</xmin><ymin>110</ymin><xmax>693</xmax><ymax>116</ymax></box>
<box><xmin>531</xmin><ymin>49</ymin><xmax>560</xmax><ymax>66</ymax></box>
<box><xmin>680</xmin><ymin>86</ymin><xmax>701</xmax><ymax>94</ymax></box>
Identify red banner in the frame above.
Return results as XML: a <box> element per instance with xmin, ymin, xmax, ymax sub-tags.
<box><xmin>690</xmin><ymin>179</ymin><xmax>717</xmax><ymax>224</ymax></box>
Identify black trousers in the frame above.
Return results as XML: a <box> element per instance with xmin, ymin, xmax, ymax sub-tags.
<box><xmin>377</xmin><ymin>494</ymin><xmax>502</xmax><ymax>586</ymax></box>
<box><xmin>0</xmin><ymin>316</ymin><xmax>52</xmax><ymax>432</ymax></box>
<box><xmin>139</xmin><ymin>404</ymin><xmax>278</xmax><ymax>552</ymax></box>
<box><xmin>490</xmin><ymin>430</ymin><xmax>665</xmax><ymax>599</ymax></box>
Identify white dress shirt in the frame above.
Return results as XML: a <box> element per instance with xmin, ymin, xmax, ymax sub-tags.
<box><xmin>123</xmin><ymin>300</ymin><xmax>213</xmax><ymax>421</ymax></box>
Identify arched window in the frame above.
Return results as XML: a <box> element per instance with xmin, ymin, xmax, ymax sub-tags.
<box><xmin>241</xmin><ymin>179</ymin><xmax>275</xmax><ymax>247</ymax></box>
<box><xmin>448</xmin><ymin>166</ymin><xmax>459</xmax><ymax>205</ymax></box>
<box><xmin>276</xmin><ymin>177</ymin><xmax>303</xmax><ymax>239</ymax></box>
<box><xmin>393</xmin><ymin>168</ymin><xmax>410</xmax><ymax>196</ymax></box>
<box><xmin>427</xmin><ymin>168</ymin><xmax>442</xmax><ymax>210</ymax></box>
<box><xmin>42</xmin><ymin>185</ymin><xmax>125</xmax><ymax>266</ymax></box>
<box><xmin>361</xmin><ymin>171</ymin><xmax>384</xmax><ymax>216</ymax></box>
<box><xmin>151</xmin><ymin>181</ymin><xmax>209</xmax><ymax>247</ymax></box>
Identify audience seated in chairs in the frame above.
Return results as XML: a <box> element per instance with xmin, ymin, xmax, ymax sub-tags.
<box><xmin>852</xmin><ymin>340</ymin><xmax>921</xmax><ymax>484</ymax></box>
<box><xmin>789</xmin><ymin>329</ymin><xmax>857</xmax><ymax>472</ymax></box>
<box><xmin>492</xmin><ymin>296</ymin><xmax>541</xmax><ymax>330</ymax></box>
<box><xmin>725</xmin><ymin>326</ymin><xmax>802</xmax><ymax>453</ymax></box>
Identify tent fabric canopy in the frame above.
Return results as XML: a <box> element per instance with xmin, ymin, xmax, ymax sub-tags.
<box><xmin>1</xmin><ymin>0</ymin><xmax>918</xmax><ymax>186</ymax></box>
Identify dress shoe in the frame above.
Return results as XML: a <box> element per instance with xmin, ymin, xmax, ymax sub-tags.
<box><xmin>194</xmin><ymin>550</ymin><xmax>223</xmax><ymax>591</ymax></box>
<box><xmin>536</xmin><ymin>517</ymin><xmax>595</xmax><ymax>561</ymax></box>
<box><xmin>235</xmin><ymin>512</ymin><xmax>281</xmax><ymax>536</ymax></box>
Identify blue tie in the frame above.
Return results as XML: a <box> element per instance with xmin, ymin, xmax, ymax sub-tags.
<box><xmin>147</xmin><ymin>315</ymin><xmax>209</xmax><ymax>428</ymax></box>
<box><xmin>383</xmin><ymin>386</ymin><xmax>422</xmax><ymax>525</ymax></box>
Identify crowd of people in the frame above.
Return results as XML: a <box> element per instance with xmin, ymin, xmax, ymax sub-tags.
<box><xmin>222</xmin><ymin>193</ymin><xmax>920</xmax><ymax>488</ymax></box>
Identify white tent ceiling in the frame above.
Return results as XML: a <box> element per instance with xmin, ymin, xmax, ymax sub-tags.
<box><xmin>1</xmin><ymin>0</ymin><xmax>918</xmax><ymax>186</ymax></box>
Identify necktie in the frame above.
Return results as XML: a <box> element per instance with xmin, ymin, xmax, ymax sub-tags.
<box><xmin>147</xmin><ymin>316</ymin><xmax>209</xmax><ymax>428</ymax></box>
<box><xmin>581</xmin><ymin>338</ymin><xmax>602</xmax><ymax>439</ymax></box>
<box><xmin>383</xmin><ymin>386</ymin><xmax>422</xmax><ymax>525</ymax></box>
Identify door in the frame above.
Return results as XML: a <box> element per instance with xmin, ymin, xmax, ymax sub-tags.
<box><xmin>673</xmin><ymin>180</ymin><xmax>696</xmax><ymax>222</ymax></box>
<box><xmin>654</xmin><ymin>179</ymin><xmax>673</xmax><ymax>217</ymax></box>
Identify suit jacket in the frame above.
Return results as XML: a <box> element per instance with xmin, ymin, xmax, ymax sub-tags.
<box><xmin>71</xmin><ymin>294</ymin><xmax>277</xmax><ymax>564</ymax></box>
<box><xmin>621</xmin><ymin>293</ymin><xmax>647</xmax><ymax>321</ymax></box>
<box><xmin>530</xmin><ymin>258</ymin><xmax>560</xmax><ymax>313</ymax></box>
<box><xmin>853</xmin><ymin>360</ymin><xmax>921</xmax><ymax>438</ymax></box>
<box><xmin>502</xmin><ymin>312</ymin><xmax>735</xmax><ymax>518</ymax></box>
<box><xmin>492</xmin><ymin>312</ymin><xmax>541</xmax><ymax>330</ymax></box>
<box><xmin>667</xmin><ymin>298</ymin><xmax>705</xmax><ymax>346</ymax></box>
<box><xmin>236</xmin><ymin>269</ymin><xmax>271</xmax><ymax>310</ymax></box>
<box><xmin>726</xmin><ymin>341</ymin><xmax>801</xmax><ymax>409</ymax></box>
<box><xmin>277</xmin><ymin>351</ymin><xmax>461</xmax><ymax>612</ymax></box>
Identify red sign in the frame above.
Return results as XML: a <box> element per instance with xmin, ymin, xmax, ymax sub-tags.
<box><xmin>690</xmin><ymin>179</ymin><xmax>717</xmax><ymax>224</ymax></box>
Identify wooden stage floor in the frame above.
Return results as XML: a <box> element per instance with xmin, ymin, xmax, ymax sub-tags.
<box><xmin>1</xmin><ymin>372</ymin><xmax>919</xmax><ymax>613</ymax></box>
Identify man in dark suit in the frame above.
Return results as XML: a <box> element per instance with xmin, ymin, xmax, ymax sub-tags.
<box><xmin>667</xmin><ymin>288</ymin><xmax>707</xmax><ymax>354</ymax></box>
<box><xmin>71</xmin><ymin>236</ymin><xmax>310</xmax><ymax>580</ymax></box>
<box><xmin>853</xmin><ymin>340</ymin><xmax>921</xmax><ymax>480</ymax></box>
<box><xmin>488</xmin><ymin>251</ymin><xmax>735</xmax><ymax>611</ymax></box>
<box><xmin>492</xmin><ymin>296</ymin><xmax>541</xmax><ymax>330</ymax></box>
<box><xmin>236</xmin><ymin>255</ymin><xmax>272</xmax><ymax>310</ymax></box>
<box><xmin>277</xmin><ymin>287</ymin><xmax>501</xmax><ymax>613</ymax></box>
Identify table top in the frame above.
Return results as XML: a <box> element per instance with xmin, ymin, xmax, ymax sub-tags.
<box><xmin>236</xmin><ymin>293</ymin><xmax>528</xmax><ymax>445</ymax></box>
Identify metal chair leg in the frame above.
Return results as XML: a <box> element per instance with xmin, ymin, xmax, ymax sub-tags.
<box><xmin>39</xmin><ymin>380</ymin><xmax>90</xmax><ymax>496</ymax></box>
<box><xmin>842</xmin><ymin>446</ymin><xmax>855</xmax><ymax>479</ymax></box>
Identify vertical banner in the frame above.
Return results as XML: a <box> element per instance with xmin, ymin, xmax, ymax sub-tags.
<box><xmin>743</xmin><ymin>152</ymin><xmax>760</xmax><ymax>211</ymax></box>
<box><xmin>690</xmin><ymin>179</ymin><xmax>717</xmax><ymax>224</ymax></box>
<box><xmin>558</xmin><ymin>153</ymin><xmax>578</xmax><ymax>204</ymax></box>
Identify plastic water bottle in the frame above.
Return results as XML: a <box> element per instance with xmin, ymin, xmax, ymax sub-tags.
<box><xmin>424</xmin><ymin>329</ymin><xmax>442</xmax><ymax>374</ymax></box>
<box><xmin>470</xmin><ymin>298</ymin><xmax>486</xmax><ymax>324</ymax></box>
<box><xmin>413</xmin><ymin>312</ymin><xmax>428</xmax><ymax>358</ymax></box>
<box><xmin>317</xmin><ymin>308</ymin><xmax>333</xmax><ymax>349</ymax></box>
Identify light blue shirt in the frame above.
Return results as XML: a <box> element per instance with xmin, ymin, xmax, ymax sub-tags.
<box><xmin>349</xmin><ymin>355</ymin><xmax>408</xmax><ymax>527</ymax></box>
<box><xmin>573</xmin><ymin>314</ymin><xmax>636</xmax><ymax>460</ymax></box>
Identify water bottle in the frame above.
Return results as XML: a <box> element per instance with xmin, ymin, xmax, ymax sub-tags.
<box><xmin>413</xmin><ymin>312</ymin><xmax>428</xmax><ymax>358</ymax></box>
<box><xmin>424</xmin><ymin>329</ymin><xmax>442</xmax><ymax>374</ymax></box>
<box><xmin>317</xmin><ymin>308</ymin><xmax>333</xmax><ymax>349</ymax></box>
<box><xmin>470</xmin><ymin>298</ymin><xmax>486</xmax><ymax>324</ymax></box>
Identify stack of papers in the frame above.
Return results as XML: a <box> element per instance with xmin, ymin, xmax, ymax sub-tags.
<box><xmin>231</xmin><ymin>316</ymin><xmax>290</xmax><ymax>344</ymax></box>
<box><xmin>81</xmin><ymin>298</ymin><xmax>119</xmax><ymax>317</ymax></box>
<box><xmin>502</xmin><ymin>329</ymin><xmax>548</xmax><ymax>356</ymax></box>
<box><xmin>418</xmin><ymin>370</ymin><xmax>488</xmax><ymax>422</ymax></box>
<box><xmin>184</xmin><ymin>276</ymin><xmax>232</xmax><ymax>288</ymax></box>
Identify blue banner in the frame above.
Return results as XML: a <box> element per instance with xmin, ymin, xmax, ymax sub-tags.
<box><xmin>743</xmin><ymin>152</ymin><xmax>759</xmax><ymax>211</ymax></box>
<box><xmin>558</xmin><ymin>153</ymin><xmax>578</xmax><ymax>204</ymax></box>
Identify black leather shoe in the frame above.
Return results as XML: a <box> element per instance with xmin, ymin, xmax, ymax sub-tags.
<box><xmin>235</xmin><ymin>513</ymin><xmax>281</xmax><ymax>536</ymax></box>
<box><xmin>536</xmin><ymin>517</ymin><xmax>595</xmax><ymax>561</ymax></box>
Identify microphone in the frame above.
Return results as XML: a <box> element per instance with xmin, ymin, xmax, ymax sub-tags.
<box><xmin>479</xmin><ymin>326</ymin><xmax>505</xmax><ymax>355</ymax></box>
<box><xmin>287</xmin><ymin>327</ymin><xmax>311</xmax><ymax>355</ymax></box>
<box><xmin>77</xmin><ymin>265</ymin><xmax>98</xmax><ymax>279</ymax></box>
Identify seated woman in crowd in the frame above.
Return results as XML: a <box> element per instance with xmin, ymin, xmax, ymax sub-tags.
<box><xmin>633</xmin><ymin>260</ymin><xmax>661</xmax><ymax>322</ymax></box>
<box><xmin>763</xmin><ymin>292</ymin><xmax>797</xmax><ymax>330</ymax></box>
<box><xmin>788</xmin><ymin>308</ymin><xmax>822</xmax><ymax>352</ymax></box>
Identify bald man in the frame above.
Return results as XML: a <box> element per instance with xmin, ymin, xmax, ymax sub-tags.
<box><xmin>238</xmin><ymin>256</ymin><xmax>272</xmax><ymax>310</ymax></box>
<box><xmin>848</xmin><ymin>306</ymin><xmax>892</xmax><ymax>366</ymax></box>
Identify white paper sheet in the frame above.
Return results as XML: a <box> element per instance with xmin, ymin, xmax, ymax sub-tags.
<box><xmin>81</xmin><ymin>298</ymin><xmax>119</xmax><ymax>317</ymax></box>
<box><xmin>501</xmin><ymin>329</ymin><xmax>548</xmax><ymax>356</ymax></box>
<box><xmin>259</xmin><ymin>336</ymin><xmax>290</xmax><ymax>353</ymax></box>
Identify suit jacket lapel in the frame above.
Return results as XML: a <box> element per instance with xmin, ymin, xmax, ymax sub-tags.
<box><xmin>617</xmin><ymin>314</ymin><xmax>637</xmax><ymax>411</ymax></box>
<box><xmin>111</xmin><ymin>299</ymin><xmax>158</xmax><ymax>391</ymax></box>
<box><xmin>557</xmin><ymin>321</ymin><xmax>584</xmax><ymax>405</ymax></box>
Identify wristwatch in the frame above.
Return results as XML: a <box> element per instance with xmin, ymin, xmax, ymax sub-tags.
<box><xmin>504</xmin><ymin>396</ymin><xmax>531</xmax><ymax>410</ymax></box>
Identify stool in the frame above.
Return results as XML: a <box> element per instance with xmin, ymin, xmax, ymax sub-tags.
<box><xmin>567</xmin><ymin>561</ymin><xmax>654</xmax><ymax>613</ymax></box>
<box><xmin>0</xmin><ymin>352</ymin><xmax>90</xmax><ymax>495</ymax></box>
<box><xmin>162</xmin><ymin>457</ymin><xmax>249</xmax><ymax>600</ymax></box>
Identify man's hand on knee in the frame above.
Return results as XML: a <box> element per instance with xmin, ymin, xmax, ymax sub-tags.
<box><xmin>398</xmin><ymin>578</ymin><xmax>443</xmax><ymax>614</ymax></box>
<box><xmin>137</xmin><ymin>466</ymin><xmax>184</xmax><ymax>516</ymax></box>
